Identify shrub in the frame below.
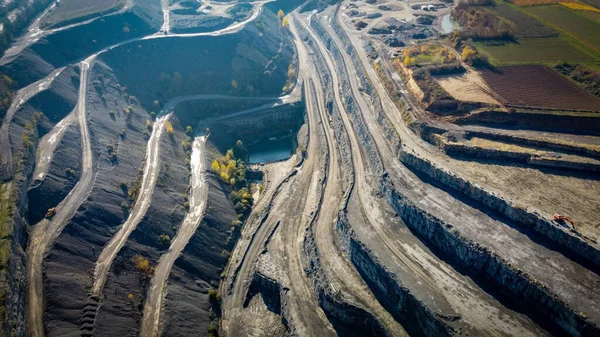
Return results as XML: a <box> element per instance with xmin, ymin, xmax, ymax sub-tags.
<box><xmin>145</xmin><ymin>119</ymin><xmax>153</xmax><ymax>131</ymax></box>
<box><xmin>208</xmin><ymin>288</ymin><xmax>221</xmax><ymax>303</ymax></box>
<box><xmin>158</xmin><ymin>234</ymin><xmax>171</xmax><ymax>247</ymax></box>
<box><xmin>65</xmin><ymin>168</ymin><xmax>77</xmax><ymax>179</ymax></box>
<box><xmin>131</xmin><ymin>255</ymin><xmax>153</xmax><ymax>276</ymax></box>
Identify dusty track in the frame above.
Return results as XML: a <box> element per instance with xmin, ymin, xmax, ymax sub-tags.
<box><xmin>0</xmin><ymin>68</ymin><xmax>65</xmax><ymax>181</ymax></box>
<box><xmin>297</xmin><ymin>14</ymin><xmax>409</xmax><ymax>336</ymax></box>
<box><xmin>140</xmin><ymin>136</ymin><xmax>208</xmax><ymax>337</ymax></box>
<box><xmin>90</xmin><ymin>113</ymin><xmax>171</xmax><ymax>296</ymax></box>
<box><xmin>31</xmin><ymin>110</ymin><xmax>77</xmax><ymax>181</ymax></box>
<box><xmin>26</xmin><ymin>56</ymin><xmax>95</xmax><ymax>337</ymax></box>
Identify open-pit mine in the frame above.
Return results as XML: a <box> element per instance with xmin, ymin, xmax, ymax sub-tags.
<box><xmin>0</xmin><ymin>0</ymin><xmax>598</xmax><ymax>336</ymax></box>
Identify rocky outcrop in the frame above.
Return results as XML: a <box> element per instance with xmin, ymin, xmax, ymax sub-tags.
<box><xmin>380</xmin><ymin>174</ymin><xmax>598</xmax><ymax>337</ymax></box>
<box><xmin>454</xmin><ymin>109</ymin><xmax>600</xmax><ymax>135</ymax></box>
<box><xmin>335</xmin><ymin>212</ymin><xmax>455</xmax><ymax>337</ymax></box>
<box><xmin>442</xmin><ymin>141</ymin><xmax>600</xmax><ymax>173</ymax></box>
<box><xmin>465</xmin><ymin>131</ymin><xmax>600</xmax><ymax>160</ymax></box>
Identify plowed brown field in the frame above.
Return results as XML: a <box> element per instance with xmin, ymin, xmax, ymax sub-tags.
<box><xmin>481</xmin><ymin>65</ymin><xmax>600</xmax><ymax>111</ymax></box>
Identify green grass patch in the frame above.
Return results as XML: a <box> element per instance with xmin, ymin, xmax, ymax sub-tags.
<box><xmin>523</xmin><ymin>5</ymin><xmax>600</xmax><ymax>54</ymax></box>
<box><xmin>485</xmin><ymin>3</ymin><xmax>558</xmax><ymax>38</ymax></box>
<box><xmin>477</xmin><ymin>37</ymin><xmax>600</xmax><ymax>65</ymax></box>
<box><xmin>581</xmin><ymin>10</ymin><xmax>600</xmax><ymax>22</ymax></box>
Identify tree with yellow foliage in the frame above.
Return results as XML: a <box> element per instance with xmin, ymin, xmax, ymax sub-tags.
<box><xmin>461</xmin><ymin>46</ymin><xmax>477</xmax><ymax>63</ymax></box>
<box><xmin>282</xmin><ymin>16</ymin><xmax>289</xmax><ymax>28</ymax></box>
<box><xmin>211</xmin><ymin>160</ymin><xmax>220</xmax><ymax>173</ymax></box>
<box><xmin>277</xmin><ymin>9</ymin><xmax>284</xmax><ymax>20</ymax></box>
<box><xmin>231</xmin><ymin>80</ymin><xmax>238</xmax><ymax>89</ymax></box>
<box><xmin>165</xmin><ymin>120</ymin><xmax>174</xmax><ymax>134</ymax></box>
<box><xmin>131</xmin><ymin>255</ymin><xmax>153</xmax><ymax>276</ymax></box>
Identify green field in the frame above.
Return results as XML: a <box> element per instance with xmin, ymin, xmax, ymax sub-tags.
<box><xmin>523</xmin><ymin>5</ymin><xmax>600</xmax><ymax>54</ymax></box>
<box><xmin>478</xmin><ymin>37</ymin><xmax>600</xmax><ymax>65</ymax></box>
<box><xmin>486</xmin><ymin>4</ymin><xmax>558</xmax><ymax>38</ymax></box>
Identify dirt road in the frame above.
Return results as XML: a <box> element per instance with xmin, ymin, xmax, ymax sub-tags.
<box><xmin>31</xmin><ymin>110</ymin><xmax>77</xmax><ymax>181</ymax></box>
<box><xmin>0</xmin><ymin>68</ymin><xmax>65</xmax><ymax>181</ymax></box>
<box><xmin>26</xmin><ymin>57</ymin><xmax>95</xmax><ymax>337</ymax></box>
<box><xmin>140</xmin><ymin>136</ymin><xmax>208</xmax><ymax>337</ymax></box>
<box><xmin>91</xmin><ymin>113</ymin><xmax>171</xmax><ymax>296</ymax></box>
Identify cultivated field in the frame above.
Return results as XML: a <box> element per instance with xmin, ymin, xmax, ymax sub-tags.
<box><xmin>435</xmin><ymin>72</ymin><xmax>501</xmax><ymax>105</ymax></box>
<box><xmin>41</xmin><ymin>0</ymin><xmax>126</xmax><ymax>28</ymax></box>
<box><xmin>582</xmin><ymin>10</ymin><xmax>600</xmax><ymax>21</ymax></box>
<box><xmin>481</xmin><ymin>65</ymin><xmax>600</xmax><ymax>110</ymax></box>
<box><xmin>477</xmin><ymin>37</ymin><xmax>599</xmax><ymax>65</ymax></box>
<box><xmin>507</xmin><ymin>0</ymin><xmax>569</xmax><ymax>5</ymax></box>
<box><xmin>485</xmin><ymin>4</ymin><xmax>558</xmax><ymax>38</ymax></box>
<box><xmin>524</xmin><ymin>5</ymin><xmax>600</xmax><ymax>53</ymax></box>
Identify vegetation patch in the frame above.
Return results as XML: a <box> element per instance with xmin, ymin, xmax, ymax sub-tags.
<box><xmin>401</xmin><ymin>44</ymin><xmax>458</xmax><ymax>68</ymax></box>
<box><xmin>0</xmin><ymin>74</ymin><xmax>15</xmax><ymax>125</ymax></box>
<box><xmin>523</xmin><ymin>4</ymin><xmax>600</xmax><ymax>53</ymax></box>
<box><xmin>481</xmin><ymin>65</ymin><xmax>600</xmax><ymax>110</ymax></box>
<box><xmin>211</xmin><ymin>141</ymin><xmax>253</xmax><ymax>217</ymax></box>
<box><xmin>554</xmin><ymin>62</ymin><xmax>600</xmax><ymax>97</ymax></box>
<box><xmin>559</xmin><ymin>2</ymin><xmax>600</xmax><ymax>12</ymax></box>
<box><xmin>477</xmin><ymin>37</ymin><xmax>599</xmax><ymax>65</ymax></box>
<box><xmin>452</xmin><ymin>0</ymin><xmax>514</xmax><ymax>40</ymax></box>
<box><xmin>485</xmin><ymin>3</ymin><xmax>558</xmax><ymax>38</ymax></box>
<box><xmin>507</xmin><ymin>0</ymin><xmax>572</xmax><ymax>6</ymax></box>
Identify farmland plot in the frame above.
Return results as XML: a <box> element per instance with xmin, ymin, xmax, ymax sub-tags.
<box><xmin>524</xmin><ymin>5</ymin><xmax>600</xmax><ymax>53</ymax></box>
<box><xmin>477</xmin><ymin>37</ymin><xmax>599</xmax><ymax>65</ymax></box>
<box><xmin>481</xmin><ymin>65</ymin><xmax>600</xmax><ymax>110</ymax></box>
<box><xmin>486</xmin><ymin>4</ymin><xmax>558</xmax><ymax>38</ymax></box>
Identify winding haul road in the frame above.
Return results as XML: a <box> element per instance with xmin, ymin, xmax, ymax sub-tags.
<box><xmin>31</xmin><ymin>110</ymin><xmax>76</xmax><ymax>181</ymax></box>
<box><xmin>0</xmin><ymin>68</ymin><xmax>65</xmax><ymax>181</ymax></box>
<box><xmin>90</xmin><ymin>113</ymin><xmax>171</xmax><ymax>296</ymax></box>
<box><xmin>26</xmin><ymin>56</ymin><xmax>96</xmax><ymax>337</ymax></box>
<box><xmin>140</xmin><ymin>136</ymin><xmax>208</xmax><ymax>337</ymax></box>
<box><xmin>12</xmin><ymin>1</ymin><xmax>282</xmax><ymax>336</ymax></box>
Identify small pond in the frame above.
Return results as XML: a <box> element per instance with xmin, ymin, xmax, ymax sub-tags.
<box><xmin>248</xmin><ymin>137</ymin><xmax>294</xmax><ymax>164</ymax></box>
<box><xmin>441</xmin><ymin>14</ymin><xmax>460</xmax><ymax>34</ymax></box>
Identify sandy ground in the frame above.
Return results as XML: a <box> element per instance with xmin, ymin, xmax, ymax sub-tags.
<box><xmin>435</xmin><ymin>71</ymin><xmax>501</xmax><ymax>105</ymax></box>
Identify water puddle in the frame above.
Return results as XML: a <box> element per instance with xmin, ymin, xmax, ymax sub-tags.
<box><xmin>248</xmin><ymin>137</ymin><xmax>293</xmax><ymax>164</ymax></box>
<box><xmin>441</xmin><ymin>14</ymin><xmax>459</xmax><ymax>34</ymax></box>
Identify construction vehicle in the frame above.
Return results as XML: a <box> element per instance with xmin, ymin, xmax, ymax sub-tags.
<box><xmin>553</xmin><ymin>214</ymin><xmax>575</xmax><ymax>230</ymax></box>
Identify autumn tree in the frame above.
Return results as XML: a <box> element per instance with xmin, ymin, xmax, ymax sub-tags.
<box><xmin>282</xmin><ymin>16</ymin><xmax>289</xmax><ymax>28</ymax></box>
<box><xmin>461</xmin><ymin>46</ymin><xmax>477</xmax><ymax>63</ymax></box>
<box><xmin>165</xmin><ymin>120</ymin><xmax>174</xmax><ymax>134</ymax></box>
<box><xmin>277</xmin><ymin>9</ymin><xmax>284</xmax><ymax>20</ymax></box>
